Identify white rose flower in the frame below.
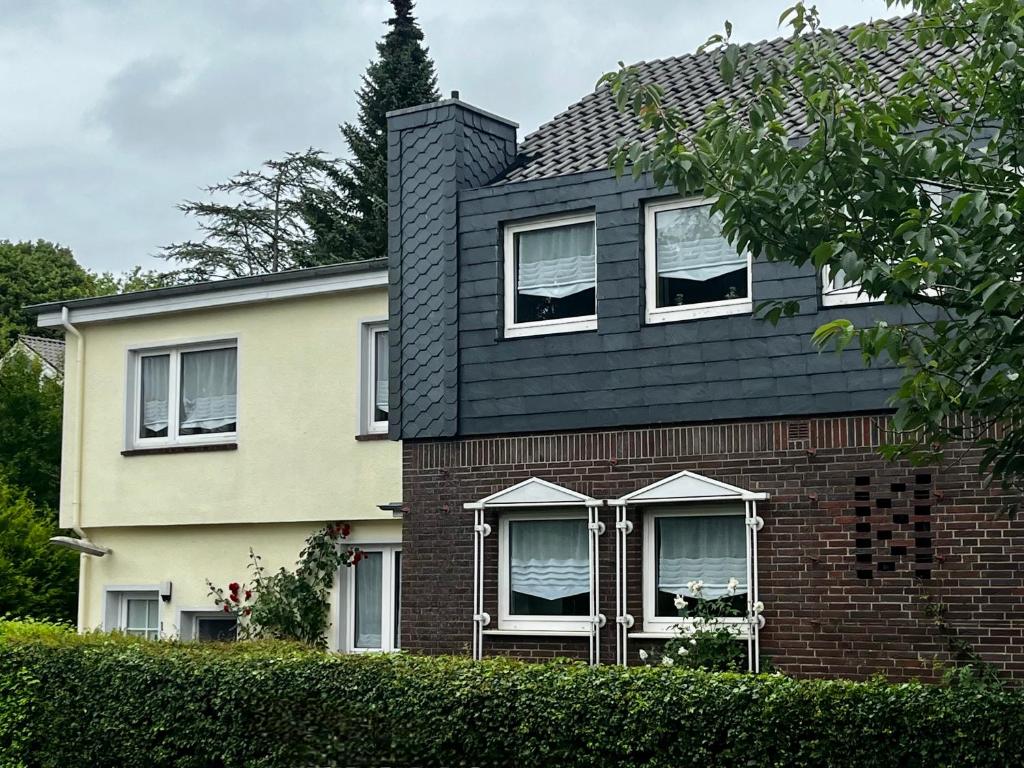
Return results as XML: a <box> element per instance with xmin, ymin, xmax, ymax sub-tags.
<box><xmin>726</xmin><ymin>577</ymin><xmax>739</xmax><ymax>595</ymax></box>
<box><xmin>753</xmin><ymin>601</ymin><xmax>765</xmax><ymax>615</ymax></box>
<box><xmin>692</xmin><ymin>580</ymin><xmax>705</xmax><ymax>595</ymax></box>
<box><xmin>638</xmin><ymin>649</ymin><xmax>649</xmax><ymax>662</ymax></box>
<box><xmin>690</xmin><ymin>638</ymin><xmax>697</xmax><ymax>646</ymax></box>
<box><xmin>662</xmin><ymin>656</ymin><xmax>674</xmax><ymax>666</ymax></box>
<box><xmin>677</xmin><ymin>645</ymin><xmax>688</xmax><ymax>656</ymax></box>
<box><xmin>673</xmin><ymin>594</ymin><xmax>686</xmax><ymax>610</ymax></box>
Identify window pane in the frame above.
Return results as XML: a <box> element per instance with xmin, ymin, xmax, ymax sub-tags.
<box><xmin>374</xmin><ymin>330</ymin><xmax>388</xmax><ymax>424</ymax></box>
<box><xmin>196</xmin><ymin>616</ymin><xmax>237</xmax><ymax>642</ymax></box>
<box><xmin>139</xmin><ymin>355</ymin><xmax>170</xmax><ymax>438</ymax></box>
<box><xmin>393</xmin><ymin>551</ymin><xmax>402</xmax><ymax>649</ymax></box>
<box><xmin>654</xmin><ymin>206</ymin><xmax>747</xmax><ymax>308</ymax></box>
<box><xmin>514</xmin><ymin>222</ymin><xmax>595</xmax><ymax>323</ymax></box>
<box><xmin>126</xmin><ymin>597</ymin><xmax>159</xmax><ymax>633</ymax></box>
<box><xmin>354</xmin><ymin>551</ymin><xmax>383</xmax><ymax>648</ymax></box>
<box><xmin>509</xmin><ymin>518</ymin><xmax>589</xmax><ymax>616</ymax></box>
<box><xmin>655</xmin><ymin>515</ymin><xmax>747</xmax><ymax>617</ymax></box>
<box><xmin>180</xmin><ymin>347</ymin><xmax>237</xmax><ymax>435</ymax></box>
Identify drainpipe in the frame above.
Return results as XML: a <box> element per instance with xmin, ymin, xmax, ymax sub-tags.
<box><xmin>61</xmin><ymin>306</ymin><xmax>89</xmax><ymax>631</ymax></box>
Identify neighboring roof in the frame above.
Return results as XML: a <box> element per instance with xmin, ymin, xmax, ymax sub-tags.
<box><xmin>498</xmin><ymin>15</ymin><xmax>945</xmax><ymax>184</ymax></box>
<box><xmin>31</xmin><ymin>259</ymin><xmax>387</xmax><ymax>327</ymax></box>
<box><xmin>16</xmin><ymin>335</ymin><xmax>65</xmax><ymax>373</ymax></box>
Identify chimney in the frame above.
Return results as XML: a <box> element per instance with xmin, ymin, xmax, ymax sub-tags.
<box><xmin>386</xmin><ymin>98</ymin><xmax>517</xmax><ymax>440</ymax></box>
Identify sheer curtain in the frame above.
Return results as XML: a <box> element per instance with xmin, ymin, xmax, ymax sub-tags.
<box><xmin>657</xmin><ymin>515</ymin><xmax>747</xmax><ymax>599</ymax></box>
<box><xmin>354</xmin><ymin>551</ymin><xmax>383</xmax><ymax>648</ymax></box>
<box><xmin>509</xmin><ymin>519</ymin><xmax>589</xmax><ymax>601</ymax></box>
<box><xmin>140</xmin><ymin>355</ymin><xmax>170</xmax><ymax>436</ymax></box>
<box><xmin>179</xmin><ymin>348</ymin><xmax>237</xmax><ymax>433</ymax></box>
<box><xmin>655</xmin><ymin>206</ymin><xmax>745</xmax><ymax>282</ymax></box>
<box><xmin>516</xmin><ymin>222</ymin><xmax>596</xmax><ymax>299</ymax></box>
<box><xmin>374</xmin><ymin>330</ymin><xmax>389</xmax><ymax>415</ymax></box>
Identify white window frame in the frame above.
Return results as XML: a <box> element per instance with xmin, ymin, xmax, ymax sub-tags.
<box><xmin>821</xmin><ymin>265</ymin><xmax>877</xmax><ymax>306</ymax></box>
<box><xmin>644</xmin><ymin>197</ymin><xmax>753</xmax><ymax>324</ymax></box>
<box><xmin>344</xmin><ymin>544</ymin><xmax>402</xmax><ymax>653</ymax></box>
<box><xmin>176</xmin><ymin>608</ymin><xmax>238</xmax><ymax>642</ymax></box>
<box><xmin>103</xmin><ymin>587</ymin><xmax>161</xmax><ymax>638</ymax></box>
<box><xmin>498</xmin><ymin>510</ymin><xmax>593</xmax><ymax>633</ymax></box>
<box><xmin>127</xmin><ymin>338</ymin><xmax>239</xmax><ymax>450</ymax></box>
<box><xmin>641</xmin><ymin>504</ymin><xmax>751</xmax><ymax>636</ymax></box>
<box><xmin>503</xmin><ymin>213</ymin><xmax>598</xmax><ymax>339</ymax></box>
<box><xmin>361</xmin><ymin>321</ymin><xmax>389</xmax><ymax>435</ymax></box>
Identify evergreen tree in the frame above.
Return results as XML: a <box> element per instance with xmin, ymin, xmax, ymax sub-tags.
<box><xmin>306</xmin><ymin>0</ymin><xmax>440</xmax><ymax>263</ymax></box>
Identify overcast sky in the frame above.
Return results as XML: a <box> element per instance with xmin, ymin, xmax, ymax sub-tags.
<box><xmin>0</xmin><ymin>0</ymin><xmax>892</xmax><ymax>274</ymax></box>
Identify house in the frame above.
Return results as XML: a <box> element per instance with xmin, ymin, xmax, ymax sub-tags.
<box><xmin>1</xmin><ymin>334</ymin><xmax>65</xmax><ymax>379</ymax></box>
<box><xmin>30</xmin><ymin>261</ymin><xmax>403</xmax><ymax>650</ymax></box>
<box><xmin>386</xmin><ymin>24</ymin><xmax>1024</xmax><ymax>677</ymax></box>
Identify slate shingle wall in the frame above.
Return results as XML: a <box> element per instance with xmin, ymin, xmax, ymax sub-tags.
<box><xmin>387</xmin><ymin>101</ymin><xmax>516</xmax><ymax>439</ymax></box>
<box><xmin>399</xmin><ymin>415</ymin><xmax>1024</xmax><ymax>680</ymax></box>
<box><xmin>456</xmin><ymin>168</ymin><xmax>921</xmax><ymax>437</ymax></box>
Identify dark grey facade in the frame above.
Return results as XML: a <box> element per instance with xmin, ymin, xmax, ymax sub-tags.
<box><xmin>387</xmin><ymin>99</ymin><xmax>915</xmax><ymax>441</ymax></box>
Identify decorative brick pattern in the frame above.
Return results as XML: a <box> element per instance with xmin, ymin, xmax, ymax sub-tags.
<box><xmin>400</xmin><ymin>413</ymin><xmax>1024</xmax><ymax>681</ymax></box>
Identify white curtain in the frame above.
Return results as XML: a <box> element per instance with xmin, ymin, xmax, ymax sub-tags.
<box><xmin>509</xmin><ymin>519</ymin><xmax>589</xmax><ymax>601</ymax></box>
<box><xmin>516</xmin><ymin>222</ymin><xmax>596</xmax><ymax>298</ymax></box>
<box><xmin>374</xmin><ymin>331</ymin><xmax>389</xmax><ymax>414</ymax></box>
<box><xmin>657</xmin><ymin>515</ymin><xmax>747</xmax><ymax>599</ymax></box>
<box><xmin>355</xmin><ymin>551</ymin><xmax>383</xmax><ymax>648</ymax></box>
<box><xmin>655</xmin><ymin>206</ymin><xmax>745</xmax><ymax>282</ymax></box>
<box><xmin>180</xmin><ymin>348</ymin><xmax>237</xmax><ymax>432</ymax></box>
<box><xmin>140</xmin><ymin>355</ymin><xmax>170</xmax><ymax>434</ymax></box>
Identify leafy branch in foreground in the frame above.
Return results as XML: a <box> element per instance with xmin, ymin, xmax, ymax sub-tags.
<box><xmin>602</xmin><ymin>1</ymin><xmax>1024</xmax><ymax>493</ymax></box>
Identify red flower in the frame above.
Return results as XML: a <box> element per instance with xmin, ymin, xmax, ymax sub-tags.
<box><xmin>243</xmin><ymin>607</ymin><xmax>252</xmax><ymax>616</ymax></box>
<box><xmin>228</xmin><ymin>582</ymin><xmax>240</xmax><ymax>593</ymax></box>
<box><xmin>352</xmin><ymin>551</ymin><xmax>362</xmax><ymax>564</ymax></box>
<box><xmin>230</xmin><ymin>594</ymin><xmax>240</xmax><ymax>603</ymax></box>
<box><xmin>222</xmin><ymin>605</ymin><xmax>231</xmax><ymax>613</ymax></box>
<box><xmin>340</xmin><ymin>524</ymin><xmax>351</xmax><ymax>538</ymax></box>
<box><xmin>245</xmin><ymin>590</ymin><xmax>252</xmax><ymax>600</ymax></box>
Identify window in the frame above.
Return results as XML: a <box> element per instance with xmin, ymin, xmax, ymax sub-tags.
<box><xmin>131</xmin><ymin>341</ymin><xmax>237</xmax><ymax>448</ymax></box>
<box><xmin>498</xmin><ymin>512</ymin><xmax>592</xmax><ymax>632</ymax></box>
<box><xmin>195</xmin><ymin>615</ymin><xmax>237</xmax><ymax>642</ymax></box>
<box><xmin>344</xmin><ymin>545</ymin><xmax>401</xmax><ymax>652</ymax></box>
<box><xmin>504</xmin><ymin>214</ymin><xmax>597</xmax><ymax>338</ymax></box>
<box><xmin>642</xmin><ymin>505</ymin><xmax>749</xmax><ymax>633</ymax></box>
<box><xmin>362</xmin><ymin>323</ymin><xmax>389</xmax><ymax>434</ymax></box>
<box><xmin>114</xmin><ymin>592</ymin><xmax>160</xmax><ymax>639</ymax></box>
<box><xmin>645</xmin><ymin>198</ymin><xmax>752</xmax><ymax>323</ymax></box>
<box><xmin>821</xmin><ymin>265</ymin><xmax>874</xmax><ymax>306</ymax></box>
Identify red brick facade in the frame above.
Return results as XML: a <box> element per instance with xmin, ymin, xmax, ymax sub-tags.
<box><xmin>399</xmin><ymin>414</ymin><xmax>1024</xmax><ymax>680</ymax></box>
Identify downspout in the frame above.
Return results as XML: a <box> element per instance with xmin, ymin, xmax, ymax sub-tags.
<box><xmin>61</xmin><ymin>306</ymin><xmax>88</xmax><ymax>630</ymax></box>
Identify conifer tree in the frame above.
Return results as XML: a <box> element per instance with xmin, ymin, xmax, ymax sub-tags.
<box><xmin>306</xmin><ymin>0</ymin><xmax>440</xmax><ymax>263</ymax></box>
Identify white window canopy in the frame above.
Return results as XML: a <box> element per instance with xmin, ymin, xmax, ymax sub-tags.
<box><xmin>465</xmin><ymin>476</ymin><xmax>597</xmax><ymax>510</ymax></box>
<box><xmin>613</xmin><ymin>470</ymin><xmax>769</xmax><ymax>506</ymax></box>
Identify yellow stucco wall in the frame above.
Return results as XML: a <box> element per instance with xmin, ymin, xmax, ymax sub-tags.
<box><xmin>60</xmin><ymin>286</ymin><xmax>399</xmax><ymax>529</ymax></box>
<box><xmin>80</xmin><ymin>520</ymin><xmax>402</xmax><ymax>648</ymax></box>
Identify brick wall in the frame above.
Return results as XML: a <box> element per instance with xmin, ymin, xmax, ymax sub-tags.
<box><xmin>399</xmin><ymin>413</ymin><xmax>1024</xmax><ymax>680</ymax></box>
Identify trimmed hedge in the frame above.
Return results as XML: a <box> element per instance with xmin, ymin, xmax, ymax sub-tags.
<box><xmin>1</xmin><ymin>621</ymin><xmax>1022</xmax><ymax>768</ymax></box>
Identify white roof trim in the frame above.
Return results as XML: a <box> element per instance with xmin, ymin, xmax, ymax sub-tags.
<box><xmin>36</xmin><ymin>269</ymin><xmax>387</xmax><ymax>327</ymax></box>
<box><xmin>464</xmin><ymin>477</ymin><xmax>594</xmax><ymax>509</ymax></box>
<box><xmin>614</xmin><ymin>471</ymin><xmax>769</xmax><ymax>505</ymax></box>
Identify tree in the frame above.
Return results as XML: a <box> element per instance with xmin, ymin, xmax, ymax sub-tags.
<box><xmin>0</xmin><ymin>474</ymin><xmax>78</xmax><ymax>623</ymax></box>
<box><xmin>162</xmin><ymin>149</ymin><xmax>338</xmax><ymax>282</ymax></box>
<box><xmin>88</xmin><ymin>266</ymin><xmax>179</xmax><ymax>296</ymax></box>
<box><xmin>603</xmin><ymin>1</ymin><xmax>1024</xmax><ymax>493</ymax></box>
<box><xmin>0</xmin><ymin>354</ymin><xmax>62</xmax><ymax>512</ymax></box>
<box><xmin>305</xmin><ymin>0</ymin><xmax>440</xmax><ymax>263</ymax></box>
<box><xmin>0</xmin><ymin>240</ymin><xmax>94</xmax><ymax>351</ymax></box>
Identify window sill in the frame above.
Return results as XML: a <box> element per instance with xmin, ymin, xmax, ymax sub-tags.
<box><xmin>646</xmin><ymin>300</ymin><xmax>752</xmax><ymax>324</ymax></box>
<box><xmin>483</xmin><ymin>629</ymin><xmax>591</xmax><ymax>638</ymax></box>
<box><xmin>504</xmin><ymin>316</ymin><xmax>597</xmax><ymax>339</ymax></box>
<box><xmin>121</xmin><ymin>442</ymin><xmax>238</xmax><ymax>457</ymax></box>
<box><xmin>354</xmin><ymin>432</ymin><xmax>389</xmax><ymax>442</ymax></box>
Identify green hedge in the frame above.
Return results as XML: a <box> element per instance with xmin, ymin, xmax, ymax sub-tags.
<box><xmin>1</xmin><ymin>620</ymin><xmax>1022</xmax><ymax>768</ymax></box>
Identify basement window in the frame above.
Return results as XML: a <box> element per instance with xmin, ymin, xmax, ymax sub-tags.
<box><xmin>645</xmin><ymin>197</ymin><xmax>752</xmax><ymax>323</ymax></box>
<box><xmin>504</xmin><ymin>214</ymin><xmax>597</xmax><ymax>338</ymax></box>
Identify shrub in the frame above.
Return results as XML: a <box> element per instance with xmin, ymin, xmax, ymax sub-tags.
<box><xmin>1</xmin><ymin>619</ymin><xmax>1022</xmax><ymax>768</ymax></box>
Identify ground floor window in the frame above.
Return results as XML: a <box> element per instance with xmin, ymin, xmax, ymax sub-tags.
<box><xmin>177</xmin><ymin>610</ymin><xmax>238</xmax><ymax>642</ymax></box>
<box><xmin>345</xmin><ymin>545</ymin><xmax>401</xmax><ymax>652</ymax></box>
<box><xmin>498</xmin><ymin>512</ymin><xmax>592</xmax><ymax>632</ymax></box>
<box><xmin>105</xmin><ymin>589</ymin><xmax>161</xmax><ymax>639</ymax></box>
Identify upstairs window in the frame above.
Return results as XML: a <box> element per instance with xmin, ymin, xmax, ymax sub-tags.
<box><xmin>362</xmin><ymin>323</ymin><xmax>389</xmax><ymax>434</ymax></box>
<box><xmin>645</xmin><ymin>198</ymin><xmax>751</xmax><ymax>323</ymax></box>
<box><xmin>821</xmin><ymin>265</ymin><xmax>873</xmax><ymax>306</ymax></box>
<box><xmin>504</xmin><ymin>214</ymin><xmax>597</xmax><ymax>338</ymax></box>
<box><xmin>132</xmin><ymin>341</ymin><xmax>238</xmax><ymax>449</ymax></box>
